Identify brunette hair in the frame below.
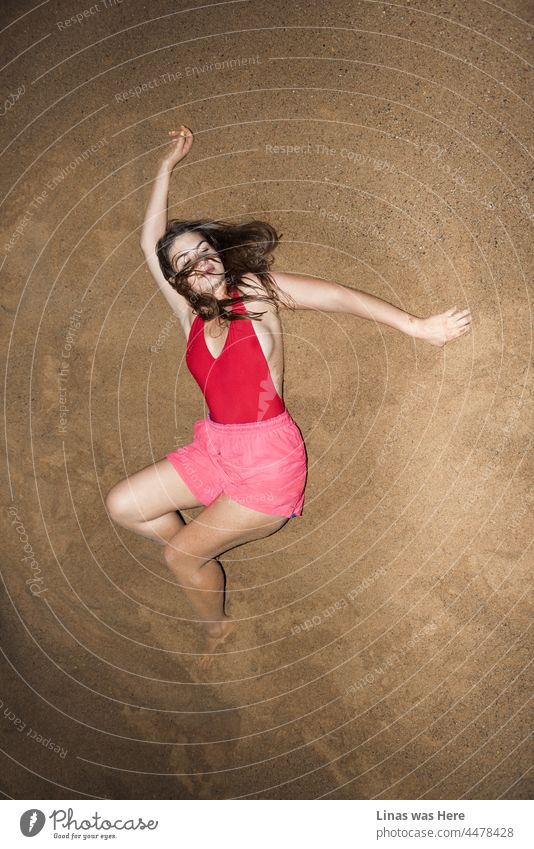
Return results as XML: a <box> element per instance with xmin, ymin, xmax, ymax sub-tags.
<box><xmin>155</xmin><ymin>218</ymin><xmax>295</xmax><ymax>322</ymax></box>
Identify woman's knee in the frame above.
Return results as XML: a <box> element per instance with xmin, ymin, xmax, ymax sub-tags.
<box><xmin>164</xmin><ymin>534</ymin><xmax>190</xmax><ymax>567</ymax></box>
<box><xmin>105</xmin><ymin>481</ymin><xmax>137</xmax><ymax>525</ymax></box>
<box><xmin>163</xmin><ymin>541</ymin><xmax>205</xmax><ymax>581</ymax></box>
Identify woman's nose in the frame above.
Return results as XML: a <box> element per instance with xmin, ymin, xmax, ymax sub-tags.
<box><xmin>196</xmin><ymin>256</ymin><xmax>213</xmax><ymax>271</ymax></box>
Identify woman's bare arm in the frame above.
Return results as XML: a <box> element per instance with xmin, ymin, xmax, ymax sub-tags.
<box><xmin>140</xmin><ymin>127</ymin><xmax>194</xmax><ymax>330</ymax></box>
<box><xmin>271</xmin><ymin>270</ymin><xmax>472</xmax><ymax>348</ymax></box>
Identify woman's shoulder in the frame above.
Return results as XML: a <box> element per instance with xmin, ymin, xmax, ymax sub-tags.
<box><xmin>236</xmin><ymin>273</ymin><xmax>264</xmax><ymax>296</ymax></box>
<box><xmin>236</xmin><ymin>274</ymin><xmax>279</xmax><ymax>316</ymax></box>
<box><xmin>235</xmin><ymin>276</ymin><xmax>282</xmax><ymax>354</ymax></box>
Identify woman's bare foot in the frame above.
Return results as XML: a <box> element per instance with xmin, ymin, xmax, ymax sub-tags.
<box><xmin>197</xmin><ymin>618</ymin><xmax>236</xmax><ymax>670</ymax></box>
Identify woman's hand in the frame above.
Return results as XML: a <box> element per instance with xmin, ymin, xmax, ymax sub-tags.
<box><xmin>416</xmin><ymin>306</ymin><xmax>472</xmax><ymax>347</ymax></box>
<box><xmin>159</xmin><ymin>125</ymin><xmax>193</xmax><ymax>171</ymax></box>
<box><xmin>140</xmin><ymin>126</ymin><xmax>193</xmax><ymax>255</ymax></box>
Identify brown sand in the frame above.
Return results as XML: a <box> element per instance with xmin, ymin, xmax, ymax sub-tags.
<box><xmin>1</xmin><ymin>0</ymin><xmax>532</xmax><ymax>799</ymax></box>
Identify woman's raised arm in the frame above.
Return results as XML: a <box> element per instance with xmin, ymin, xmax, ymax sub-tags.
<box><xmin>140</xmin><ymin>127</ymin><xmax>194</xmax><ymax>329</ymax></box>
<box><xmin>271</xmin><ymin>270</ymin><xmax>472</xmax><ymax>348</ymax></box>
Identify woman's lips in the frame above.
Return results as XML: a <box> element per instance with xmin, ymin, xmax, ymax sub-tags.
<box><xmin>193</xmin><ymin>260</ymin><xmax>221</xmax><ymax>280</ymax></box>
<box><xmin>195</xmin><ymin>261</ymin><xmax>215</xmax><ymax>274</ymax></box>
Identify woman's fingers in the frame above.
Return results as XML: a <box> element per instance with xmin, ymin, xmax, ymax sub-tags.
<box><xmin>452</xmin><ymin>311</ymin><xmax>471</xmax><ymax>323</ymax></box>
<box><xmin>447</xmin><ymin>307</ymin><xmax>471</xmax><ymax>323</ymax></box>
<box><xmin>168</xmin><ymin>125</ymin><xmax>192</xmax><ymax>138</ymax></box>
<box><xmin>163</xmin><ymin>126</ymin><xmax>193</xmax><ymax>163</ymax></box>
<box><xmin>167</xmin><ymin>126</ymin><xmax>193</xmax><ymax>150</ymax></box>
<box><xmin>447</xmin><ymin>305</ymin><xmax>470</xmax><ymax>315</ymax></box>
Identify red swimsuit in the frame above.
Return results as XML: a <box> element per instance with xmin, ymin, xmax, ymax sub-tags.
<box><xmin>186</xmin><ymin>287</ymin><xmax>286</xmax><ymax>424</ymax></box>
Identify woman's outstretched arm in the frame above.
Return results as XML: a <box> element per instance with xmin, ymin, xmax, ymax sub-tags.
<box><xmin>271</xmin><ymin>270</ymin><xmax>472</xmax><ymax>348</ymax></box>
<box><xmin>140</xmin><ymin>127</ymin><xmax>194</xmax><ymax>328</ymax></box>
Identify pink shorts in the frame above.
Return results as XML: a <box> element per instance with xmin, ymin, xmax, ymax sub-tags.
<box><xmin>165</xmin><ymin>409</ymin><xmax>307</xmax><ymax>518</ymax></box>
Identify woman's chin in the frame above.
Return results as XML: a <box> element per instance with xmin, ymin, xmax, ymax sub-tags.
<box><xmin>205</xmin><ymin>278</ymin><xmax>227</xmax><ymax>295</ymax></box>
<box><xmin>190</xmin><ymin>278</ymin><xmax>225</xmax><ymax>298</ymax></box>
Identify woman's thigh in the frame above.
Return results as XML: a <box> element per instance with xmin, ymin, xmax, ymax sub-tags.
<box><xmin>166</xmin><ymin>492</ymin><xmax>289</xmax><ymax>563</ymax></box>
<box><xmin>105</xmin><ymin>458</ymin><xmax>204</xmax><ymax>524</ymax></box>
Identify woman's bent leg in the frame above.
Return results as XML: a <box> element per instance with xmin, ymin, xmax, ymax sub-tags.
<box><xmin>105</xmin><ymin>458</ymin><xmax>205</xmax><ymax>544</ymax></box>
<box><xmin>163</xmin><ymin>493</ymin><xmax>288</xmax><ymax>667</ymax></box>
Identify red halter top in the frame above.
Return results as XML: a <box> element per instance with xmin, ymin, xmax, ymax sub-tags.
<box><xmin>185</xmin><ymin>287</ymin><xmax>286</xmax><ymax>424</ymax></box>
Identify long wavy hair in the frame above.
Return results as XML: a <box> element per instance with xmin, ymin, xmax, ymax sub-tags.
<box><xmin>156</xmin><ymin>218</ymin><xmax>295</xmax><ymax>322</ymax></box>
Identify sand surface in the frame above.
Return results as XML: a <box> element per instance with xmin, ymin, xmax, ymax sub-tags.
<box><xmin>1</xmin><ymin>0</ymin><xmax>532</xmax><ymax>799</ymax></box>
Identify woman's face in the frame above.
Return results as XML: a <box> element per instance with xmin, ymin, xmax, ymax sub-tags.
<box><xmin>168</xmin><ymin>230</ymin><xmax>226</xmax><ymax>296</ymax></box>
